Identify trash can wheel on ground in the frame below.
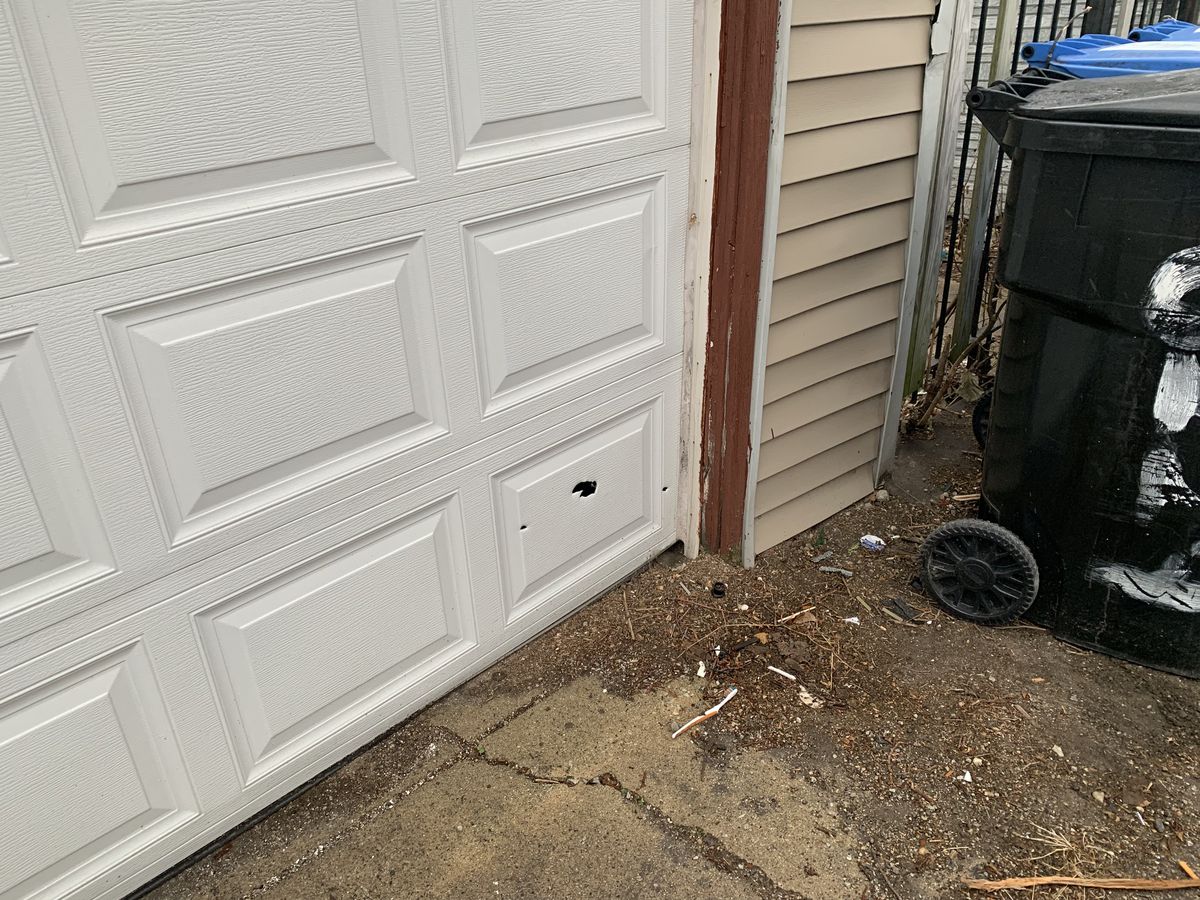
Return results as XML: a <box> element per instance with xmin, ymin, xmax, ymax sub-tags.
<box><xmin>921</xmin><ymin>519</ymin><xmax>1040</xmax><ymax>624</ymax></box>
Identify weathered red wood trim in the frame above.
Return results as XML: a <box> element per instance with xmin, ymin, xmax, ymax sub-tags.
<box><xmin>699</xmin><ymin>0</ymin><xmax>780</xmax><ymax>556</ymax></box>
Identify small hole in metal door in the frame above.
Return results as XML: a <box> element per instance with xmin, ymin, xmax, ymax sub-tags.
<box><xmin>572</xmin><ymin>480</ymin><xmax>597</xmax><ymax>498</ymax></box>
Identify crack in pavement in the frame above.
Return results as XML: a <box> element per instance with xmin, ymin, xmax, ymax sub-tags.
<box><xmin>229</xmin><ymin>701</ymin><xmax>819</xmax><ymax>900</ymax></box>
<box><xmin>469</xmin><ymin>742</ymin><xmax>812</xmax><ymax>900</ymax></box>
<box><xmin>245</xmin><ymin>720</ymin><xmax>809</xmax><ymax>900</ymax></box>
<box><xmin>237</xmin><ymin>732</ymin><xmax>469</xmax><ymax>899</ymax></box>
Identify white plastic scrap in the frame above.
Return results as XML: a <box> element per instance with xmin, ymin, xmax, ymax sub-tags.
<box><xmin>671</xmin><ymin>687</ymin><xmax>739</xmax><ymax>739</ymax></box>
<box><xmin>696</xmin><ymin>661</ymin><xmax>707</xmax><ymax>678</ymax></box>
<box><xmin>860</xmin><ymin>534</ymin><xmax>886</xmax><ymax>551</ymax></box>
<box><xmin>843</xmin><ymin>616</ymin><xmax>861</xmax><ymax>625</ymax></box>
<box><xmin>767</xmin><ymin>665</ymin><xmax>797</xmax><ymax>681</ymax></box>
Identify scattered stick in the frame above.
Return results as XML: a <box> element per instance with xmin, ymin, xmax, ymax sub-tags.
<box><xmin>622</xmin><ymin>590</ymin><xmax>636</xmax><ymax>641</ymax></box>
<box><xmin>953</xmin><ymin>493</ymin><xmax>982</xmax><ymax>502</ymax></box>
<box><xmin>909</xmin><ymin>782</ymin><xmax>937</xmax><ymax>806</ymax></box>
<box><xmin>671</xmin><ymin>687</ymin><xmax>738</xmax><ymax>739</ymax></box>
<box><xmin>965</xmin><ymin>875</ymin><xmax>1200</xmax><ymax>892</ymax></box>
<box><xmin>1180</xmin><ymin>861</ymin><xmax>1199</xmax><ymax>881</ymax></box>
<box><xmin>778</xmin><ymin>606</ymin><xmax>815</xmax><ymax>624</ymax></box>
<box><xmin>767</xmin><ymin>665</ymin><xmax>797</xmax><ymax>681</ymax></box>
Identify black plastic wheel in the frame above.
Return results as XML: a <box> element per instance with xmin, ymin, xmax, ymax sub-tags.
<box><xmin>972</xmin><ymin>392</ymin><xmax>992</xmax><ymax>449</ymax></box>
<box><xmin>920</xmin><ymin>518</ymin><xmax>1039</xmax><ymax>624</ymax></box>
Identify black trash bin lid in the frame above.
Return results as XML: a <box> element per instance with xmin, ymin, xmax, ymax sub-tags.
<box><xmin>1020</xmin><ymin>68</ymin><xmax>1200</xmax><ymax>127</ymax></box>
<box><xmin>1009</xmin><ymin>69</ymin><xmax>1200</xmax><ymax>159</ymax></box>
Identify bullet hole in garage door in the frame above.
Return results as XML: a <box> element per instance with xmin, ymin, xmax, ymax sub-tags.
<box><xmin>572</xmin><ymin>480</ymin><xmax>598</xmax><ymax>498</ymax></box>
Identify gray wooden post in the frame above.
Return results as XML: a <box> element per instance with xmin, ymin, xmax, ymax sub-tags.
<box><xmin>949</xmin><ymin>0</ymin><xmax>1019</xmax><ymax>358</ymax></box>
<box><xmin>902</xmin><ymin>0</ymin><xmax>975</xmax><ymax>395</ymax></box>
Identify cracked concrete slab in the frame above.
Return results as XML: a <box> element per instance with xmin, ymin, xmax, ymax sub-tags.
<box><xmin>483</xmin><ymin>677</ymin><xmax>866</xmax><ymax>898</ymax></box>
<box><xmin>148</xmin><ymin>724</ymin><xmax>463</xmax><ymax>900</ymax></box>
<box><xmin>414</xmin><ymin>663</ymin><xmax>545</xmax><ymax>743</ymax></box>
<box><xmin>275</xmin><ymin>759</ymin><xmax>759</xmax><ymax>900</ymax></box>
<box><xmin>149</xmin><ymin>677</ymin><xmax>862</xmax><ymax>900</ymax></box>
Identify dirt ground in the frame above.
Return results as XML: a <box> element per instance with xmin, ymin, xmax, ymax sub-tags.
<box><xmin>148</xmin><ymin>410</ymin><xmax>1200</xmax><ymax>900</ymax></box>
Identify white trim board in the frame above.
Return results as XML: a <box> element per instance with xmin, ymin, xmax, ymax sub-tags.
<box><xmin>682</xmin><ymin>0</ymin><xmax>723</xmax><ymax>557</ymax></box>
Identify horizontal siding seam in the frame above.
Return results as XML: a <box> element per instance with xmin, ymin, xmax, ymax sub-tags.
<box><xmin>769</xmin><ymin>242</ymin><xmax>907</xmax><ymax>320</ymax></box>
<box><xmin>775</xmin><ymin>190</ymin><xmax>915</xmax><ymax>242</ymax></box>
<box><xmin>773</xmin><ymin>201</ymin><xmax>913</xmax><ymax>280</ymax></box>
<box><xmin>761</xmin><ymin>324</ymin><xmax>897</xmax><ymax>405</ymax></box>
<box><xmin>791</xmin><ymin>0</ymin><xmax>935</xmax><ymax>25</ymax></box>
<box><xmin>755</xmin><ymin>429</ymin><xmax>882</xmax><ymax>516</ymax></box>
<box><xmin>784</xmin><ymin>66</ymin><xmax>926</xmax><ymax>135</ymax></box>
<box><xmin>766</xmin><ymin>310</ymin><xmax>899</xmax><ymax>367</ymax></box>
<box><xmin>780</xmin><ymin>113</ymin><xmax>921</xmax><ymax>186</ymax></box>
<box><xmin>758</xmin><ymin>393</ymin><xmax>886</xmax><ymax>460</ymax></box>
<box><xmin>760</xmin><ymin>358</ymin><xmax>893</xmax><ymax>440</ymax></box>
<box><xmin>758</xmin><ymin>422</ymin><xmax>883</xmax><ymax>494</ymax></box>
<box><xmin>761</xmin><ymin>386</ymin><xmax>890</xmax><ymax>444</ymax></box>
<box><xmin>783</xmin><ymin>100</ymin><xmax>923</xmax><ymax>135</ymax></box>
<box><xmin>753</xmin><ymin>464</ymin><xmax>876</xmax><ymax>553</ymax></box>
<box><xmin>788</xmin><ymin>18</ymin><xmax>932</xmax><ymax>81</ymax></box>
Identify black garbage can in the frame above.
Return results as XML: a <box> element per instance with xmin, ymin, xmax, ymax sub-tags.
<box><xmin>921</xmin><ymin>69</ymin><xmax>1200</xmax><ymax>676</ymax></box>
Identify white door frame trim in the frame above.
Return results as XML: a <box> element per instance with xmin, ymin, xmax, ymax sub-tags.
<box><xmin>681</xmin><ymin>0</ymin><xmax>723</xmax><ymax>557</ymax></box>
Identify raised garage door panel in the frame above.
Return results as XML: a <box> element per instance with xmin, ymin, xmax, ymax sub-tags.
<box><xmin>0</xmin><ymin>1</ymin><xmax>691</xmax><ymax>897</ymax></box>
<box><xmin>0</xmin><ymin>150</ymin><xmax>687</xmax><ymax>652</ymax></box>
<box><xmin>0</xmin><ymin>0</ymin><xmax>690</xmax><ymax>299</ymax></box>
<box><xmin>0</xmin><ymin>643</ymin><xmax>197</xmax><ymax>900</ymax></box>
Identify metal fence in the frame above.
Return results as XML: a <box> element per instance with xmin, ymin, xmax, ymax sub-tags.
<box><xmin>911</xmin><ymin>0</ymin><xmax>1199</xmax><ymax>399</ymax></box>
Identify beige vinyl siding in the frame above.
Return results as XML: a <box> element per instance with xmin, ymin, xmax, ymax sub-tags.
<box><xmin>790</xmin><ymin>19</ymin><xmax>932</xmax><ymax>79</ymax></box>
<box><xmin>762</xmin><ymin>322</ymin><xmax>897</xmax><ymax>404</ymax></box>
<box><xmin>786</xmin><ymin>67</ymin><xmax>924</xmax><ymax>132</ymax></box>
<box><xmin>792</xmin><ymin>0</ymin><xmax>934</xmax><ymax>25</ymax></box>
<box><xmin>770</xmin><ymin>243</ymin><xmax>906</xmax><ymax>322</ymax></box>
<box><xmin>758</xmin><ymin>395</ymin><xmax>887</xmax><ymax>479</ymax></box>
<box><xmin>761</xmin><ymin>358</ymin><xmax>893</xmax><ymax>440</ymax></box>
<box><xmin>776</xmin><ymin>158</ymin><xmax>916</xmax><ymax>232</ymax></box>
<box><xmin>774</xmin><ymin>201</ymin><xmax>912</xmax><ymax>280</ymax></box>
<box><xmin>756</xmin><ymin>430</ymin><xmax>881</xmax><ymax>516</ymax></box>
<box><xmin>781</xmin><ymin>114</ymin><xmax>920</xmax><ymax>185</ymax></box>
<box><xmin>755</xmin><ymin>465</ymin><xmax>877</xmax><ymax>556</ymax></box>
<box><xmin>753</xmin><ymin>4</ymin><xmax>933</xmax><ymax>554</ymax></box>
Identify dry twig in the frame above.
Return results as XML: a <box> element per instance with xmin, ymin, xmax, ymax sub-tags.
<box><xmin>965</xmin><ymin>875</ymin><xmax>1200</xmax><ymax>892</ymax></box>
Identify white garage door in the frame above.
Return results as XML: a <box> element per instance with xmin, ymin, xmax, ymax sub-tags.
<box><xmin>0</xmin><ymin>2</ymin><xmax>691</xmax><ymax>897</ymax></box>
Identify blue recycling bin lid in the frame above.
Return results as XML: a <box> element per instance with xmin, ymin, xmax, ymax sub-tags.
<box><xmin>1129</xmin><ymin>18</ymin><xmax>1200</xmax><ymax>41</ymax></box>
<box><xmin>1021</xmin><ymin>18</ymin><xmax>1200</xmax><ymax>77</ymax></box>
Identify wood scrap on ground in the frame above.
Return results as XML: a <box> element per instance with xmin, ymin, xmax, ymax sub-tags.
<box><xmin>964</xmin><ymin>875</ymin><xmax>1200</xmax><ymax>892</ymax></box>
